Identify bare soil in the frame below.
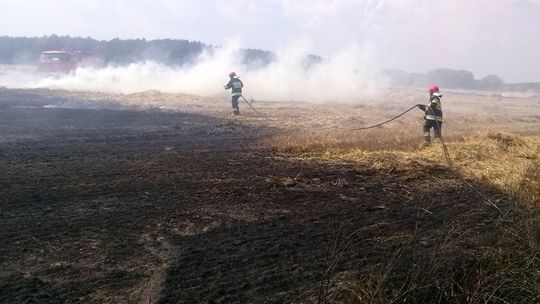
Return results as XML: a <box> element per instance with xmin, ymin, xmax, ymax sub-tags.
<box><xmin>0</xmin><ymin>88</ymin><xmax>538</xmax><ymax>303</ymax></box>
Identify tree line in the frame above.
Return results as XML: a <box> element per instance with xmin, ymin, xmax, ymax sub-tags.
<box><xmin>384</xmin><ymin>68</ymin><xmax>540</xmax><ymax>92</ymax></box>
<box><xmin>383</xmin><ymin>68</ymin><xmax>506</xmax><ymax>91</ymax></box>
<box><xmin>0</xmin><ymin>35</ymin><xmax>273</xmax><ymax>67</ymax></box>
<box><xmin>1</xmin><ymin>35</ymin><xmax>538</xmax><ymax>91</ymax></box>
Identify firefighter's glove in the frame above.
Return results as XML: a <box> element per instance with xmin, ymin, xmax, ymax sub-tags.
<box><xmin>416</xmin><ymin>104</ymin><xmax>426</xmax><ymax>111</ymax></box>
<box><xmin>223</xmin><ymin>85</ymin><xmax>228</xmax><ymax>89</ymax></box>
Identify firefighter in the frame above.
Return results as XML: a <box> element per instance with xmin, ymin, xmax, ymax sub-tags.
<box><xmin>224</xmin><ymin>72</ymin><xmax>243</xmax><ymax>115</ymax></box>
<box><xmin>417</xmin><ymin>85</ymin><xmax>443</xmax><ymax>145</ymax></box>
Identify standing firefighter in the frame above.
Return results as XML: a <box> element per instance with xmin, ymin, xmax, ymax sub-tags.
<box><xmin>417</xmin><ymin>85</ymin><xmax>443</xmax><ymax>145</ymax></box>
<box><xmin>224</xmin><ymin>72</ymin><xmax>243</xmax><ymax>115</ymax></box>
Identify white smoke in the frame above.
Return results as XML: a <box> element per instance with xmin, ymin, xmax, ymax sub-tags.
<box><xmin>2</xmin><ymin>1</ymin><xmax>540</xmax><ymax>82</ymax></box>
<box><xmin>244</xmin><ymin>42</ymin><xmax>381</xmax><ymax>101</ymax></box>
<box><xmin>0</xmin><ymin>65</ymin><xmax>43</xmax><ymax>87</ymax></box>
<box><xmin>2</xmin><ymin>43</ymin><xmax>384</xmax><ymax>102</ymax></box>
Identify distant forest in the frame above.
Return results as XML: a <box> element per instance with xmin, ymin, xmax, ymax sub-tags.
<box><xmin>384</xmin><ymin>68</ymin><xmax>540</xmax><ymax>92</ymax></box>
<box><xmin>1</xmin><ymin>35</ymin><xmax>538</xmax><ymax>92</ymax></box>
<box><xmin>0</xmin><ymin>35</ymin><xmax>274</xmax><ymax>67</ymax></box>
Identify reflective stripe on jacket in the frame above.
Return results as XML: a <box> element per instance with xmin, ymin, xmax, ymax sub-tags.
<box><xmin>226</xmin><ymin>77</ymin><xmax>243</xmax><ymax>96</ymax></box>
<box><xmin>425</xmin><ymin>95</ymin><xmax>443</xmax><ymax>122</ymax></box>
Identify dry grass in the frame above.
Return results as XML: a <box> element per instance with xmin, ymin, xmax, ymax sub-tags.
<box><xmin>260</xmin><ymin>126</ymin><xmax>420</xmax><ymax>153</ymax></box>
<box><xmin>440</xmin><ymin>132</ymin><xmax>540</xmax><ymax>207</ymax></box>
<box><xmin>301</xmin><ymin>205</ymin><xmax>539</xmax><ymax>304</ymax></box>
<box><xmin>264</xmin><ymin>130</ymin><xmax>540</xmax><ymax>208</ymax></box>
<box><xmin>244</xmin><ymin>89</ymin><xmax>539</xmax><ymax>303</ymax></box>
<box><xmin>266</xmin><ymin>131</ymin><xmax>539</xmax><ymax>303</ymax></box>
<box><xmin>319</xmin><ymin>220</ymin><xmax>540</xmax><ymax>304</ymax></box>
<box><xmin>267</xmin><ymin>131</ymin><xmax>540</xmax><ymax>303</ymax></box>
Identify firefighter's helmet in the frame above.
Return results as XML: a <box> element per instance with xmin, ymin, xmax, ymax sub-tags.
<box><xmin>429</xmin><ymin>85</ymin><xmax>440</xmax><ymax>94</ymax></box>
<box><xmin>229</xmin><ymin>72</ymin><xmax>237</xmax><ymax>78</ymax></box>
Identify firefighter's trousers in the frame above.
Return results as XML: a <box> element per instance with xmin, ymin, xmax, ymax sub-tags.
<box><xmin>231</xmin><ymin>95</ymin><xmax>240</xmax><ymax>113</ymax></box>
<box><xmin>423</xmin><ymin>119</ymin><xmax>442</xmax><ymax>143</ymax></box>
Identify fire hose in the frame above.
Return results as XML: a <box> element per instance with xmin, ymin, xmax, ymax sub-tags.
<box><xmin>228</xmin><ymin>97</ymin><xmax>504</xmax><ymax>215</ymax></box>
<box><xmin>435</xmin><ymin>120</ymin><xmax>505</xmax><ymax>215</ymax></box>
<box><xmin>240</xmin><ymin>95</ymin><xmax>266</xmax><ymax>118</ymax></box>
<box><xmin>349</xmin><ymin>104</ymin><xmax>504</xmax><ymax>215</ymax></box>
<box><xmin>349</xmin><ymin>104</ymin><xmax>419</xmax><ymax>131</ymax></box>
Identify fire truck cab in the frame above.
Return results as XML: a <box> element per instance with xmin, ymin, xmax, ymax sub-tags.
<box><xmin>38</xmin><ymin>50</ymin><xmax>103</xmax><ymax>73</ymax></box>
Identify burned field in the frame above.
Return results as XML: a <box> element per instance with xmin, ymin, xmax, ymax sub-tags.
<box><xmin>1</xmin><ymin>89</ymin><xmax>539</xmax><ymax>303</ymax></box>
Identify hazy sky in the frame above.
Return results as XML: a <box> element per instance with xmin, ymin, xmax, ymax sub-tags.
<box><xmin>1</xmin><ymin>0</ymin><xmax>539</xmax><ymax>82</ymax></box>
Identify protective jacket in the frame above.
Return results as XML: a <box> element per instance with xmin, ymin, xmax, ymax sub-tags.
<box><xmin>225</xmin><ymin>77</ymin><xmax>243</xmax><ymax>96</ymax></box>
<box><xmin>419</xmin><ymin>93</ymin><xmax>443</xmax><ymax>122</ymax></box>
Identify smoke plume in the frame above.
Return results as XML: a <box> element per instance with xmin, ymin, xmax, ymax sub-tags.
<box><xmin>1</xmin><ymin>43</ymin><xmax>383</xmax><ymax>102</ymax></box>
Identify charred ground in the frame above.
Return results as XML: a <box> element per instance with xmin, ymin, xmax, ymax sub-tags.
<box><xmin>0</xmin><ymin>89</ymin><xmax>539</xmax><ymax>303</ymax></box>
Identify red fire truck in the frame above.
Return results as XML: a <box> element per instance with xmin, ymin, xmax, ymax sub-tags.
<box><xmin>38</xmin><ymin>50</ymin><xmax>103</xmax><ymax>73</ymax></box>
